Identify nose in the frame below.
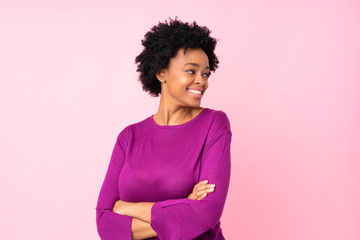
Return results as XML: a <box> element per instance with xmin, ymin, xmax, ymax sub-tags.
<box><xmin>195</xmin><ymin>73</ymin><xmax>206</xmax><ymax>85</ymax></box>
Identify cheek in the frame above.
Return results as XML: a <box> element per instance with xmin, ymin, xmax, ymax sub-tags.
<box><xmin>167</xmin><ymin>75</ymin><xmax>188</xmax><ymax>94</ymax></box>
<box><xmin>169</xmin><ymin>73</ymin><xmax>188</xmax><ymax>87</ymax></box>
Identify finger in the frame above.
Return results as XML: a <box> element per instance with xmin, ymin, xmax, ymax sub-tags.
<box><xmin>196</xmin><ymin>192</ymin><xmax>208</xmax><ymax>200</ymax></box>
<box><xmin>187</xmin><ymin>193</ymin><xmax>195</xmax><ymax>200</ymax></box>
<box><xmin>194</xmin><ymin>185</ymin><xmax>204</xmax><ymax>192</ymax></box>
<box><xmin>199</xmin><ymin>184</ymin><xmax>215</xmax><ymax>190</ymax></box>
<box><xmin>190</xmin><ymin>192</ymin><xmax>206</xmax><ymax>200</ymax></box>
<box><xmin>194</xmin><ymin>187</ymin><xmax>215</xmax><ymax>198</ymax></box>
<box><xmin>190</xmin><ymin>185</ymin><xmax>216</xmax><ymax>200</ymax></box>
<box><xmin>188</xmin><ymin>191</ymin><xmax>204</xmax><ymax>200</ymax></box>
<box><xmin>197</xmin><ymin>183</ymin><xmax>216</xmax><ymax>192</ymax></box>
<box><xmin>193</xmin><ymin>180</ymin><xmax>209</xmax><ymax>191</ymax></box>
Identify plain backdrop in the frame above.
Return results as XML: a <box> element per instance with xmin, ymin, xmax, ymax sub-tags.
<box><xmin>1</xmin><ymin>0</ymin><xmax>359</xmax><ymax>239</ymax></box>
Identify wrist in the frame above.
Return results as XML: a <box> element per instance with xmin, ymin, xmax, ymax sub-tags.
<box><xmin>113</xmin><ymin>200</ymin><xmax>134</xmax><ymax>216</ymax></box>
<box><xmin>127</xmin><ymin>202</ymin><xmax>155</xmax><ymax>223</ymax></box>
<box><xmin>123</xmin><ymin>202</ymin><xmax>135</xmax><ymax>216</ymax></box>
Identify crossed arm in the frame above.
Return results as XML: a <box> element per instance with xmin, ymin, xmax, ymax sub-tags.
<box><xmin>112</xmin><ymin>180</ymin><xmax>216</xmax><ymax>240</ymax></box>
<box><xmin>97</xmin><ymin>117</ymin><xmax>232</xmax><ymax>239</ymax></box>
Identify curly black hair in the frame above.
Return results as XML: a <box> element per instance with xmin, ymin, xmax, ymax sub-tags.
<box><xmin>135</xmin><ymin>17</ymin><xmax>219</xmax><ymax>97</ymax></box>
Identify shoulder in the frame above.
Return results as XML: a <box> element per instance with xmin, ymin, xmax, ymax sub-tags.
<box><xmin>116</xmin><ymin>116</ymin><xmax>151</xmax><ymax>149</ymax></box>
<box><xmin>205</xmin><ymin>108</ymin><xmax>232</xmax><ymax>134</ymax></box>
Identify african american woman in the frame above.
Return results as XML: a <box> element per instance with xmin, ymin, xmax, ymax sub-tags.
<box><xmin>96</xmin><ymin>18</ymin><xmax>232</xmax><ymax>240</ymax></box>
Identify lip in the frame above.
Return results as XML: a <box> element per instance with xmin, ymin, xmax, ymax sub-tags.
<box><xmin>187</xmin><ymin>88</ymin><xmax>204</xmax><ymax>91</ymax></box>
<box><xmin>187</xmin><ymin>88</ymin><xmax>203</xmax><ymax>98</ymax></box>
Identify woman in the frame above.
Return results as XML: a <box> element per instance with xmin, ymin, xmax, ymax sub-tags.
<box><xmin>96</xmin><ymin>18</ymin><xmax>232</xmax><ymax>240</ymax></box>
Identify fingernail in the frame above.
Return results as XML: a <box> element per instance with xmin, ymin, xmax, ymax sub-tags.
<box><xmin>203</xmin><ymin>180</ymin><xmax>208</xmax><ymax>184</ymax></box>
<box><xmin>203</xmin><ymin>193</ymin><xmax>207</xmax><ymax>196</ymax></box>
<box><xmin>209</xmin><ymin>184</ymin><xmax>215</xmax><ymax>187</ymax></box>
<box><xmin>208</xmin><ymin>188</ymin><xmax>214</xmax><ymax>191</ymax></box>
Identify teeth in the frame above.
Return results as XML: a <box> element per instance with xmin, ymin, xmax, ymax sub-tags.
<box><xmin>188</xmin><ymin>89</ymin><xmax>202</xmax><ymax>95</ymax></box>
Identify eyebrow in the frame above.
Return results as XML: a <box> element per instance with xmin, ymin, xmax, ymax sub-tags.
<box><xmin>184</xmin><ymin>63</ymin><xmax>210</xmax><ymax>69</ymax></box>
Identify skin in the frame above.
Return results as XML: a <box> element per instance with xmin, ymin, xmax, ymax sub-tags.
<box><xmin>112</xmin><ymin>48</ymin><xmax>216</xmax><ymax>239</ymax></box>
<box><xmin>153</xmin><ymin>47</ymin><xmax>210</xmax><ymax>126</ymax></box>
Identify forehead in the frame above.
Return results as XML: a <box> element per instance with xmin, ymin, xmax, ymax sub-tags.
<box><xmin>169</xmin><ymin>48</ymin><xmax>209</xmax><ymax>67</ymax></box>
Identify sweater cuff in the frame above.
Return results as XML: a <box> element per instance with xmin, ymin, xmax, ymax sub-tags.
<box><xmin>150</xmin><ymin>199</ymin><xmax>188</xmax><ymax>239</ymax></box>
<box><xmin>97</xmin><ymin>210</ymin><xmax>133</xmax><ymax>240</ymax></box>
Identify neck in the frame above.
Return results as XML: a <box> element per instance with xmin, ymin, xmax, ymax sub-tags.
<box><xmin>153</xmin><ymin>93</ymin><xmax>203</xmax><ymax>126</ymax></box>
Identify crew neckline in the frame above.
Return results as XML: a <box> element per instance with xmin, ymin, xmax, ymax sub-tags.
<box><xmin>150</xmin><ymin>108</ymin><xmax>209</xmax><ymax>129</ymax></box>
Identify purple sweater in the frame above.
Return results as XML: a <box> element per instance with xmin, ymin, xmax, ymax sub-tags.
<box><xmin>96</xmin><ymin>108</ymin><xmax>232</xmax><ymax>240</ymax></box>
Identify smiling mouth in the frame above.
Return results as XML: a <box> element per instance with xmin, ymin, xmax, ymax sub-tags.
<box><xmin>188</xmin><ymin>89</ymin><xmax>202</xmax><ymax>95</ymax></box>
<box><xmin>187</xmin><ymin>88</ymin><xmax>203</xmax><ymax>98</ymax></box>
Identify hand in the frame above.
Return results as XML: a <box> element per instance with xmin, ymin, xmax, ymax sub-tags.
<box><xmin>187</xmin><ymin>180</ymin><xmax>216</xmax><ymax>200</ymax></box>
<box><xmin>113</xmin><ymin>199</ymin><xmax>132</xmax><ymax>215</ymax></box>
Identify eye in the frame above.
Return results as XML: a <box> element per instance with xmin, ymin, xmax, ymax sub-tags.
<box><xmin>186</xmin><ymin>69</ymin><xmax>195</xmax><ymax>74</ymax></box>
<box><xmin>203</xmin><ymin>72</ymin><xmax>211</xmax><ymax>78</ymax></box>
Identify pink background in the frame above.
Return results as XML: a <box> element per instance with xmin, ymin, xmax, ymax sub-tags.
<box><xmin>1</xmin><ymin>0</ymin><xmax>359</xmax><ymax>239</ymax></box>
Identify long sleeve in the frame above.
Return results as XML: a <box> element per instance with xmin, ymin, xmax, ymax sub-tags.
<box><xmin>96</xmin><ymin>129</ymin><xmax>133</xmax><ymax>240</ymax></box>
<box><xmin>150</xmin><ymin>112</ymin><xmax>232</xmax><ymax>240</ymax></box>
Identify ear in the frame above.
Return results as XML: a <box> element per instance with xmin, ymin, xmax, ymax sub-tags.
<box><xmin>155</xmin><ymin>69</ymin><xmax>167</xmax><ymax>83</ymax></box>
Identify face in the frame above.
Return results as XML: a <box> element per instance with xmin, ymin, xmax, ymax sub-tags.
<box><xmin>156</xmin><ymin>48</ymin><xmax>211</xmax><ymax>108</ymax></box>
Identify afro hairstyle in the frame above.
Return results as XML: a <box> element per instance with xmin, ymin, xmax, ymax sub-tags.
<box><xmin>135</xmin><ymin>17</ymin><xmax>219</xmax><ymax>97</ymax></box>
